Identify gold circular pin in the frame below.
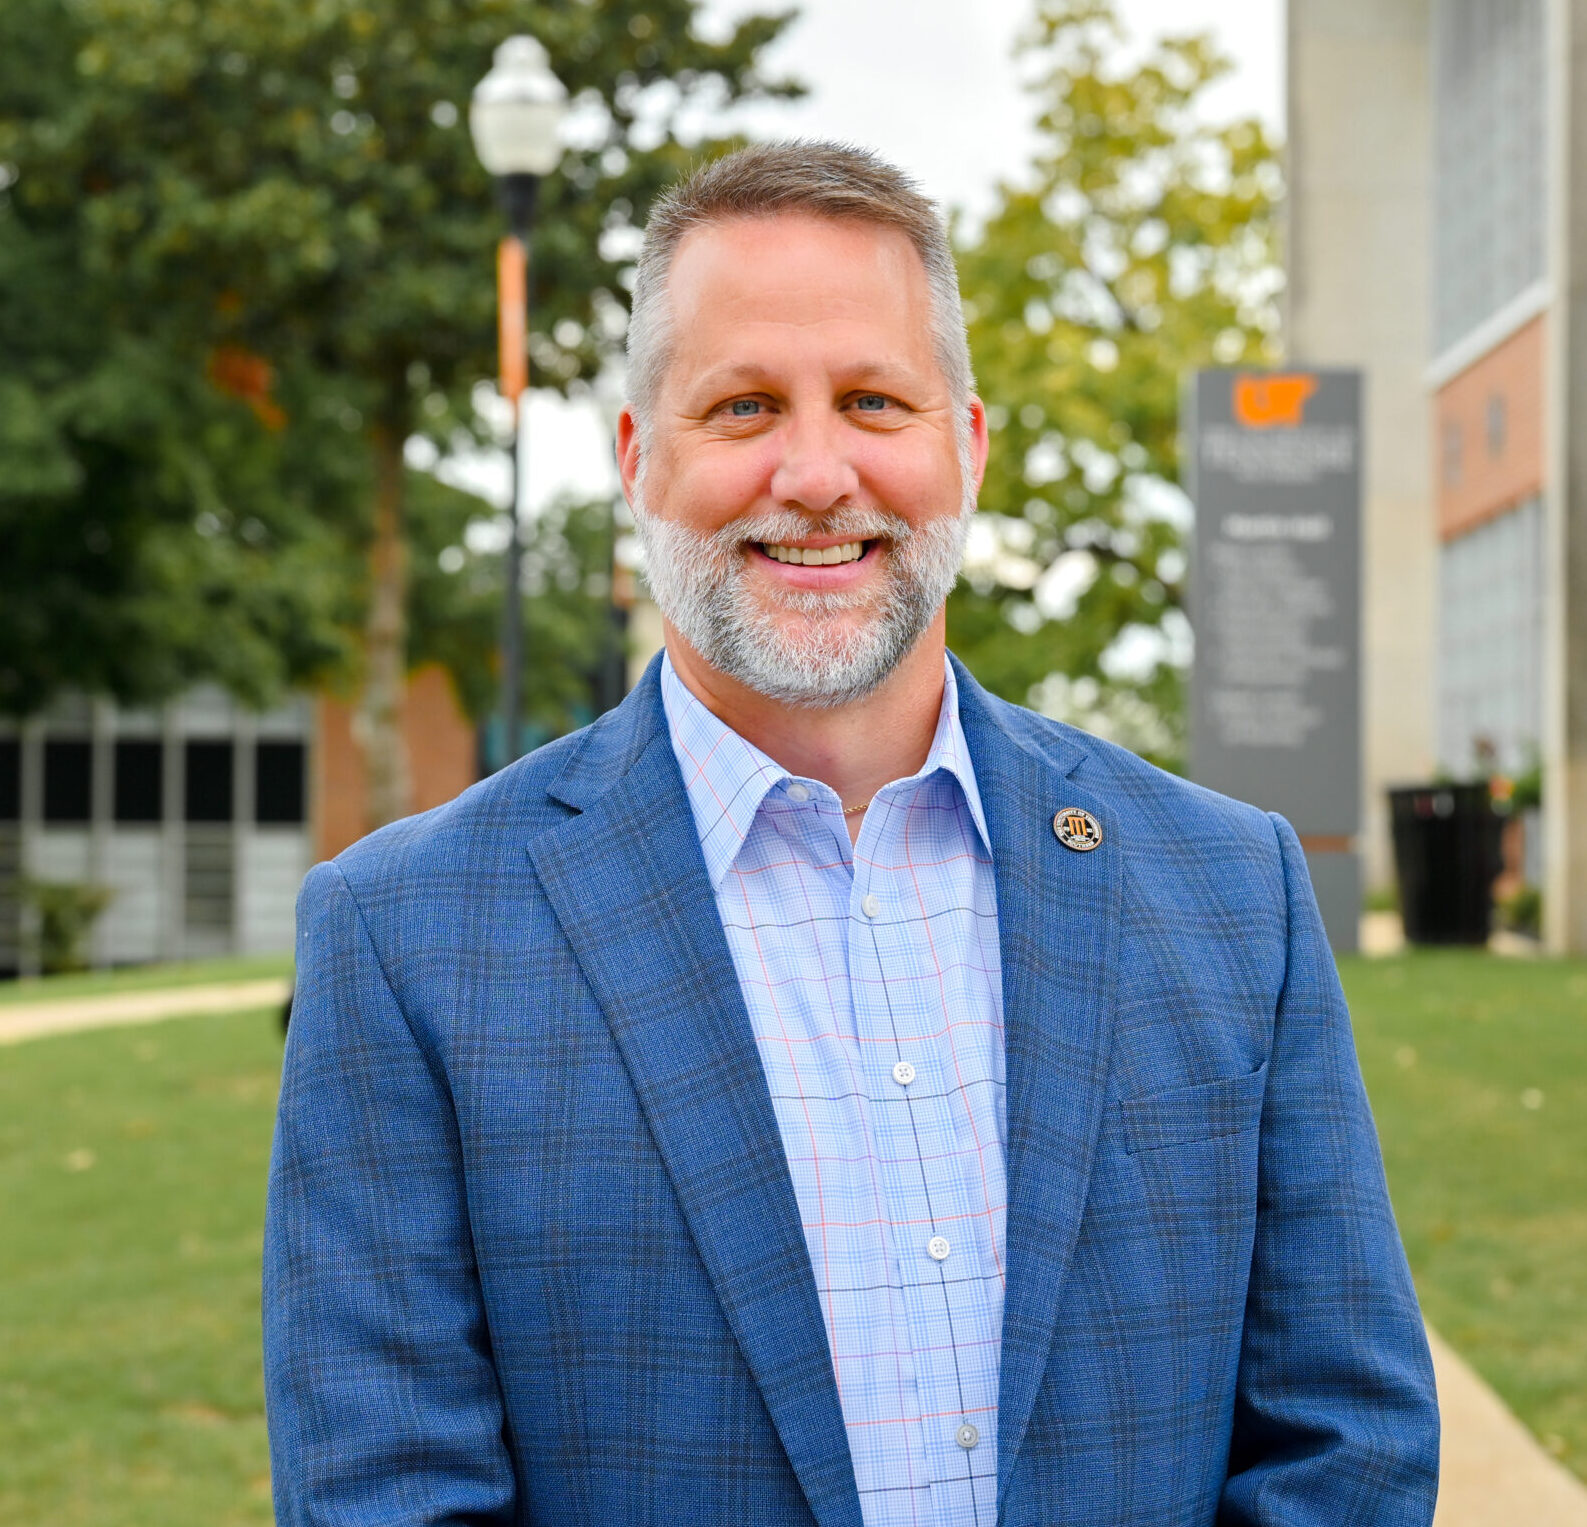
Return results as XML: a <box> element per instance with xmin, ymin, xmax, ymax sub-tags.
<box><xmin>1053</xmin><ymin>806</ymin><xmax>1103</xmax><ymax>852</ymax></box>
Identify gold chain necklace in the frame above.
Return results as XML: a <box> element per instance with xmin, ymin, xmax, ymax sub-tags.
<box><xmin>841</xmin><ymin>798</ymin><xmax>872</xmax><ymax>816</ymax></box>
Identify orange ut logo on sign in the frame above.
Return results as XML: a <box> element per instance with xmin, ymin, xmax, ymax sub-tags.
<box><xmin>1233</xmin><ymin>373</ymin><xmax>1318</xmax><ymax>429</ymax></box>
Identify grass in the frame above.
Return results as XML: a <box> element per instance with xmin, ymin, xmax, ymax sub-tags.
<box><xmin>1341</xmin><ymin>951</ymin><xmax>1587</xmax><ymax>1479</ymax></box>
<box><xmin>0</xmin><ymin>954</ymin><xmax>293</xmax><ymax>1007</ymax></box>
<box><xmin>0</xmin><ymin>1008</ymin><xmax>284</xmax><ymax>1526</ymax></box>
<box><xmin>0</xmin><ymin>952</ymin><xmax>1580</xmax><ymax>1521</ymax></box>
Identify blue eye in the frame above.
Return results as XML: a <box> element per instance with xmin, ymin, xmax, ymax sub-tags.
<box><xmin>730</xmin><ymin>399</ymin><xmax>761</xmax><ymax>416</ymax></box>
<box><xmin>855</xmin><ymin>394</ymin><xmax>888</xmax><ymax>411</ymax></box>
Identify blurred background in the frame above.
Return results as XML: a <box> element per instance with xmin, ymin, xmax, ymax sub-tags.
<box><xmin>0</xmin><ymin>0</ymin><xmax>1582</xmax><ymax>1522</ymax></box>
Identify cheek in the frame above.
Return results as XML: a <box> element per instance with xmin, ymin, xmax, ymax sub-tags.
<box><xmin>855</xmin><ymin>435</ymin><xmax>964</xmax><ymax>519</ymax></box>
<box><xmin>656</xmin><ymin>442</ymin><xmax>777</xmax><ymax>529</ymax></box>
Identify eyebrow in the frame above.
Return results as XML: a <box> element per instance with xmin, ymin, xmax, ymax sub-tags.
<box><xmin>685</xmin><ymin>359</ymin><xmax>924</xmax><ymax>402</ymax></box>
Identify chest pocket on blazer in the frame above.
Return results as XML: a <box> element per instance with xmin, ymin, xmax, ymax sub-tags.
<box><xmin>1118</xmin><ymin>1062</ymin><xmax>1268</xmax><ymax>1154</ymax></box>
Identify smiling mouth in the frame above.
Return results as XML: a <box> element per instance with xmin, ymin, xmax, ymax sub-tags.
<box><xmin>759</xmin><ymin>540</ymin><xmax>871</xmax><ymax>566</ymax></box>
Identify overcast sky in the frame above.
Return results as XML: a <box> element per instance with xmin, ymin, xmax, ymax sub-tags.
<box><xmin>499</xmin><ymin>0</ymin><xmax>1284</xmax><ymax>515</ymax></box>
<box><xmin>700</xmin><ymin>0</ymin><xmax>1283</xmax><ymax>226</ymax></box>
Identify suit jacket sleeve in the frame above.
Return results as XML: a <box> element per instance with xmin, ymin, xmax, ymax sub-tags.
<box><xmin>263</xmin><ymin>860</ymin><xmax>515</xmax><ymax>1526</ymax></box>
<box><xmin>1218</xmin><ymin>815</ymin><xmax>1439</xmax><ymax>1525</ymax></box>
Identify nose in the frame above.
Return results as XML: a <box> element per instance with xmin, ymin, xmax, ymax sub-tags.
<box><xmin>768</xmin><ymin>406</ymin><xmax>860</xmax><ymax>514</ymax></box>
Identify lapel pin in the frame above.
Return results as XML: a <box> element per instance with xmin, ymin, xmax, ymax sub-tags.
<box><xmin>1053</xmin><ymin>806</ymin><xmax>1103</xmax><ymax>852</ymax></box>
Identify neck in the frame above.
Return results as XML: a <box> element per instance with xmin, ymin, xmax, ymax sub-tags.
<box><xmin>663</xmin><ymin>613</ymin><xmax>949</xmax><ymax>841</ymax></box>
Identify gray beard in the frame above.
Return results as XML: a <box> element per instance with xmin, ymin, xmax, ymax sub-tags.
<box><xmin>633</xmin><ymin>495</ymin><xmax>971</xmax><ymax>708</ymax></box>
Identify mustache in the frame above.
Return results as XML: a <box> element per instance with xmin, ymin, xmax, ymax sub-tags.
<box><xmin>707</xmin><ymin>505</ymin><xmax>915</xmax><ymax>553</ymax></box>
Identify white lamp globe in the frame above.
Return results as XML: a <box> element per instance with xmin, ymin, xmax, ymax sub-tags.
<box><xmin>469</xmin><ymin>36</ymin><xmax>569</xmax><ymax>177</ymax></box>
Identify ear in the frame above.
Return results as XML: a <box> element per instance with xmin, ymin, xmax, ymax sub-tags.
<box><xmin>966</xmin><ymin>396</ymin><xmax>991</xmax><ymax>497</ymax></box>
<box><xmin>616</xmin><ymin>407</ymin><xmax>643</xmax><ymax>506</ymax></box>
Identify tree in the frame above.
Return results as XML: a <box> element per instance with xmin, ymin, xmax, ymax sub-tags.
<box><xmin>0</xmin><ymin>0</ymin><xmax>359</xmax><ymax>717</ymax></box>
<box><xmin>0</xmin><ymin>0</ymin><xmax>797</xmax><ymax>826</ymax></box>
<box><xmin>951</xmin><ymin>0</ymin><xmax>1280</xmax><ymax>769</ymax></box>
<box><xmin>405</xmin><ymin>474</ymin><xmax>629</xmax><ymax>748</ymax></box>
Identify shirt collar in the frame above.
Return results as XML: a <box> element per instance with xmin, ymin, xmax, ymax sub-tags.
<box><xmin>659</xmin><ymin>650</ymin><xmax>992</xmax><ymax>890</ymax></box>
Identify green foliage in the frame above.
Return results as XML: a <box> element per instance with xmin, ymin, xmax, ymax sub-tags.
<box><xmin>0</xmin><ymin>198</ymin><xmax>359</xmax><ymax>714</ymax></box>
<box><xmin>1497</xmin><ymin>885</ymin><xmax>1543</xmax><ymax>938</ymax></box>
<box><xmin>1510</xmin><ymin>759</ymin><xmax>1543</xmax><ymax>811</ymax></box>
<box><xmin>951</xmin><ymin>0</ymin><xmax>1281</xmax><ymax>768</ymax></box>
<box><xmin>405</xmin><ymin>474</ymin><xmax>626</xmax><ymax>738</ymax></box>
<box><xmin>512</xmin><ymin>495</ymin><xmax>629</xmax><ymax>738</ymax></box>
<box><xmin>0</xmin><ymin>0</ymin><xmax>798</xmax><ymax>719</ymax></box>
<box><xmin>17</xmin><ymin>878</ymin><xmax>114</xmax><ymax>974</ymax></box>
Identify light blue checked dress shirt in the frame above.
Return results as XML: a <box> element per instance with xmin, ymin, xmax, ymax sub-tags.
<box><xmin>661</xmin><ymin>652</ymin><xmax>1007</xmax><ymax>1527</ymax></box>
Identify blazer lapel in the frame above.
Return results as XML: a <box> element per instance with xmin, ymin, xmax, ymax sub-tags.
<box><xmin>526</xmin><ymin>677</ymin><xmax>864</xmax><ymax>1527</ymax></box>
<box><xmin>953</xmin><ymin>663</ymin><xmax>1123</xmax><ymax>1507</ymax></box>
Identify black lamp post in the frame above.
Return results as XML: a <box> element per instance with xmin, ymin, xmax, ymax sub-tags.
<box><xmin>469</xmin><ymin>36</ymin><xmax>568</xmax><ymax>765</ymax></box>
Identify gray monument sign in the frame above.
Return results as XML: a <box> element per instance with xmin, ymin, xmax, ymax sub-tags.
<box><xmin>1186</xmin><ymin>368</ymin><xmax>1362</xmax><ymax>949</ymax></box>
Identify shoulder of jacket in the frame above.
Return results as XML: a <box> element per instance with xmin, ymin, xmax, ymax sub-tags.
<box><xmin>328</xmin><ymin>725</ymin><xmax>590</xmax><ymax>893</ymax></box>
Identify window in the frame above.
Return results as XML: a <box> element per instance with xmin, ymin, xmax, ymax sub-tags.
<box><xmin>184</xmin><ymin>741</ymin><xmax>234</xmax><ymax>823</ymax></box>
<box><xmin>0</xmin><ymin>739</ymin><xmax>18</xmax><ymax>822</ymax></box>
<box><xmin>43</xmin><ymin>739</ymin><xmax>92</xmax><ymax>823</ymax></box>
<box><xmin>1438</xmin><ymin>497</ymin><xmax>1543</xmax><ymax>774</ymax></box>
<box><xmin>1433</xmin><ymin>0</ymin><xmax>1546</xmax><ymax>352</ymax></box>
<box><xmin>255</xmin><ymin>742</ymin><xmax>306</xmax><ymax>825</ymax></box>
<box><xmin>1486</xmin><ymin>393</ymin><xmax>1508</xmax><ymax>458</ymax></box>
<box><xmin>114</xmin><ymin>740</ymin><xmax>163</xmax><ymax>823</ymax></box>
<box><xmin>1442</xmin><ymin>421</ymin><xmax>1464</xmax><ymax>489</ymax></box>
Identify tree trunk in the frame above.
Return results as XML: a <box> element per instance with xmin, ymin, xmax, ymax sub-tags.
<box><xmin>355</xmin><ymin>422</ymin><xmax>412</xmax><ymax>832</ymax></box>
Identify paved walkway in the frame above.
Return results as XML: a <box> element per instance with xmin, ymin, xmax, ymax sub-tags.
<box><xmin>1431</xmin><ymin>1327</ymin><xmax>1587</xmax><ymax>1525</ymax></box>
<box><xmin>2</xmin><ymin>976</ymin><xmax>1584</xmax><ymax>1517</ymax></box>
<box><xmin>0</xmin><ymin>977</ymin><xmax>291</xmax><ymax>1045</ymax></box>
<box><xmin>1360</xmin><ymin>910</ymin><xmax>1545</xmax><ymax>960</ymax></box>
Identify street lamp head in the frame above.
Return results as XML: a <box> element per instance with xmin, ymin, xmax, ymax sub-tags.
<box><xmin>470</xmin><ymin>35</ymin><xmax>569</xmax><ymax>178</ymax></box>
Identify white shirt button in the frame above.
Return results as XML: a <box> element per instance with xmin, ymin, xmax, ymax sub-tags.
<box><xmin>860</xmin><ymin>893</ymin><xmax>881</xmax><ymax>919</ymax></box>
<box><xmin>927</xmin><ymin>1235</ymin><xmax>950</xmax><ymax>1261</ymax></box>
<box><xmin>956</xmin><ymin>1423</ymin><xmax>980</xmax><ymax>1450</ymax></box>
<box><xmin>786</xmin><ymin>782</ymin><xmax>810</xmax><ymax>802</ymax></box>
<box><xmin>892</xmin><ymin>1060</ymin><xmax>916</xmax><ymax>1086</ymax></box>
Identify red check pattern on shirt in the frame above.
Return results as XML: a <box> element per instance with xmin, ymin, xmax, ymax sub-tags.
<box><xmin>661</xmin><ymin>653</ymin><xmax>1007</xmax><ymax>1527</ymax></box>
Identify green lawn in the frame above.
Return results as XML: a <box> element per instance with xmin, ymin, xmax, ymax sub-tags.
<box><xmin>0</xmin><ymin>954</ymin><xmax>293</xmax><ymax>1007</ymax></box>
<box><xmin>0</xmin><ymin>953</ymin><xmax>1581</xmax><ymax>1522</ymax></box>
<box><xmin>0</xmin><ymin>1008</ymin><xmax>283</xmax><ymax>1526</ymax></box>
<box><xmin>1341</xmin><ymin>952</ymin><xmax>1587</xmax><ymax>1479</ymax></box>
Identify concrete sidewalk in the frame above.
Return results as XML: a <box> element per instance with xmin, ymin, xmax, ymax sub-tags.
<box><xmin>0</xmin><ymin>977</ymin><xmax>291</xmax><ymax>1045</ymax></box>
<box><xmin>1432</xmin><ymin>1327</ymin><xmax>1587</xmax><ymax>1524</ymax></box>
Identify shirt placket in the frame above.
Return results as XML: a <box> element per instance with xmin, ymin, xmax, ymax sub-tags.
<box><xmin>795</xmin><ymin>801</ymin><xmax>922</xmax><ymax>1523</ymax></box>
<box><xmin>850</xmin><ymin>788</ymin><xmax>996</xmax><ymax>1517</ymax></box>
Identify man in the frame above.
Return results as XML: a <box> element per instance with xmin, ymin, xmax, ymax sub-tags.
<box><xmin>265</xmin><ymin>142</ymin><xmax>1438</xmax><ymax>1526</ymax></box>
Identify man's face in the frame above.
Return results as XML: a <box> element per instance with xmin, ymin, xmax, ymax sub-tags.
<box><xmin>618</xmin><ymin>212</ymin><xmax>988</xmax><ymax>707</ymax></box>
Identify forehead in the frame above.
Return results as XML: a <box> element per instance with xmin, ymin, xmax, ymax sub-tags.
<box><xmin>660</xmin><ymin>213</ymin><xmax>937</xmax><ymax>386</ymax></box>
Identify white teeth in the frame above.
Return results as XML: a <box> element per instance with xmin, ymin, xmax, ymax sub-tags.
<box><xmin>763</xmin><ymin>541</ymin><xmax>865</xmax><ymax>565</ymax></box>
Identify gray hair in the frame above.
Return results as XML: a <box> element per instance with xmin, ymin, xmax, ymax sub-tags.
<box><xmin>625</xmin><ymin>141</ymin><xmax>975</xmax><ymax>434</ymax></box>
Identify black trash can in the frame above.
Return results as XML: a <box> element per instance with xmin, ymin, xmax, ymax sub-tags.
<box><xmin>1388</xmin><ymin>783</ymin><xmax>1502</xmax><ymax>945</ymax></box>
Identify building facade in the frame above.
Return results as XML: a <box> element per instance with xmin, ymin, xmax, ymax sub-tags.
<box><xmin>1428</xmin><ymin>0</ymin><xmax>1548</xmax><ymax>781</ymax></box>
<box><xmin>1287</xmin><ymin>0</ymin><xmax>1587</xmax><ymax>950</ymax></box>
<box><xmin>0</xmin><ymin>664</ymin><xmax>476</xmax><ymax>977</ymax></box>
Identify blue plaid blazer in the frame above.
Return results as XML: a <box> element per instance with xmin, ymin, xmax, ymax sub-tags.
<box><xmin>264</xmin><ymin>655</ymin><xmax>1438</xmax><ymax>1526</ymax></box>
